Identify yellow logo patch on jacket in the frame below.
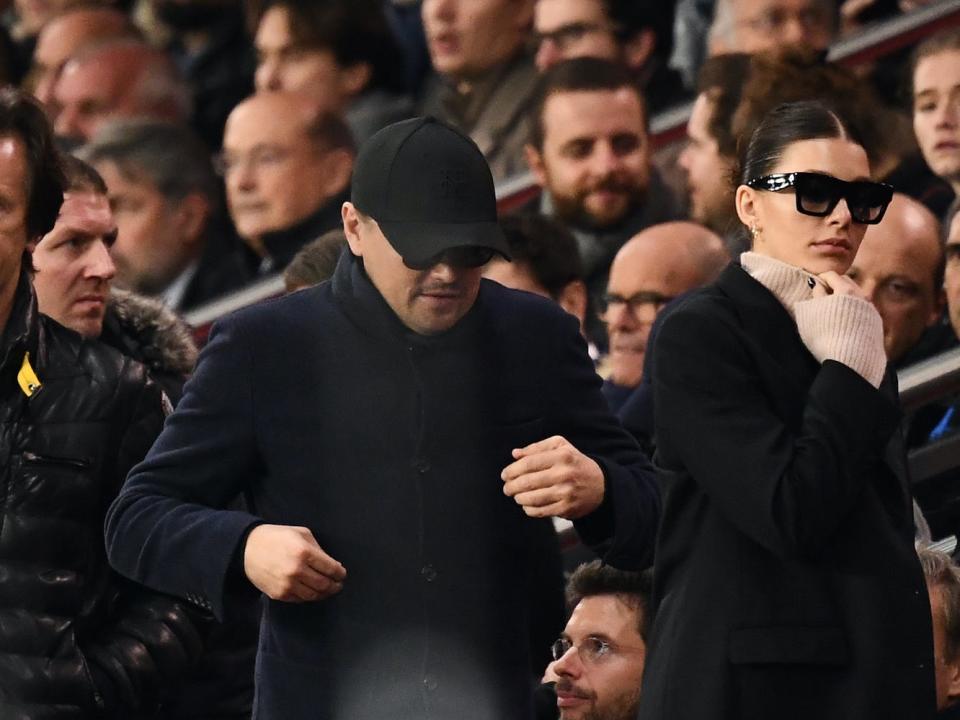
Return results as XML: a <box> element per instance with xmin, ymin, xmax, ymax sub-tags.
<box><xmin>17</xmin><ymin>352</ymin><xmax>41</xmax><ymax>397</ymax></box>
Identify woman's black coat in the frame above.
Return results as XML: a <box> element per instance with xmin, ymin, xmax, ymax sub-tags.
<box><xmin>640</xmin><ymin>263</ymin><xmax>936</xmax><ymax>720</ymax></box>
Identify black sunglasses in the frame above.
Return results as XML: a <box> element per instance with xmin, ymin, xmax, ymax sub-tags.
<box><xmin>746</xmin><ymin>172</ymin><xmax>893</xmax><ymax>225</ymax></box>
<box><xmin>402</xmin><ymin>245</ymin><xmax>496</xmax><ymax>271</ymax></box>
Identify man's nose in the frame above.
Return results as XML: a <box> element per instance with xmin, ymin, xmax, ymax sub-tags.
<box><xmin>589</xmin><ymin>141</ymin><xmax>621</xmax><ymax>176</ymax></box>
<box><xmin>535</xmin><ymin>39</ymin><xmax>562</xmax><ymax>72</ymax></box>
<box><xmin>552</xmin><ymin>645</ymin><xmax>583</xmax><ymax>679</ymax></box>
<box><xmin>54</xmin><ymin>103</ymin><xmax>80</xmax><ymax>140</ymax></box>
<box><xmin>256</xmin><ymin>58</ymin><xmax>284</xmax><ymax>92</ymax></box>
<box><xmin>87</xmin><ymin>239</ymin><xmax>116</xmax><ymax>281</ymax></box>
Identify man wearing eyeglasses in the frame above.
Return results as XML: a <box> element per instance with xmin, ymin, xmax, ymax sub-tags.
<box><xmin>106</xmin><ymin>116</ymin><xmax>658</xmax><ymax>720</ymax></box>
<box><xmin>221</xmin><ymin>91</ymin><xmax>355</xmax><ymax>277</ymax></box>
<box><xmin>708</xmin><ymin>0</ymin><xmax>837</xmax><ymax>56</ymax></box>
<box><xmin>537</xmin><ymin>560</ymin><xmax>650</xmax><ymax>720</ymax></box>
<box><xmin>600</xmin><ymin>221</ymin><xmax>727</xmax><ymax>413</ymax></box>
<box><xmin>531</xmin><ymin>0</ymin><xmax>687</xmax><ymax>114</ymax></box>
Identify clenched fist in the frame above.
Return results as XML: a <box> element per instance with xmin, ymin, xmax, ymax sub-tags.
<box><xmin>501</xmin><ymin>435</ymin><xmax>605</xmax><ymax>519</ymax></box>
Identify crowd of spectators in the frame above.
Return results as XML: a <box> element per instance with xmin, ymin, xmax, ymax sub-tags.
<box><xmin>5</xmin><ymin>0</ymin><xmax>960</xmax><ymax>717</ymax></box>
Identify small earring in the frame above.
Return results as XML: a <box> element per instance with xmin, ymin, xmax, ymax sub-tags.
<box><xmin>750</xmin><ymin>224</ymin><xmax>760</xmax><ymax>239</ymax></box>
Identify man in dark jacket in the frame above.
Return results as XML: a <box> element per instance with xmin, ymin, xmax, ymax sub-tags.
<box><xmin>0</xmin><ymin>88</ymin><xmax>204</xmax><ymax>717</ymax></box>
<box><xmin>105</xmin><ymin>116</ymin><xmax>658</xmax><ymax>720</ymax></box>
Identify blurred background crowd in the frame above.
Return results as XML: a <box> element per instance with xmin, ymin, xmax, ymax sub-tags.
<box><xmin>11</xmin><ymin>0</ymin><xmax>960</xmax><ymax>717</ymax></box>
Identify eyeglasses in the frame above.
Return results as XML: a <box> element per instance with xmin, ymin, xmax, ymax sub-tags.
<box><xmin>529</xmin><ymin>21</ymin><xmax>617</xmax><ymax>54</ymax></box>
<box><xmin>600</xmin><ymin>291</ymin><xmax>675</xmax><ymax>320</ymax></box>
<box><xmin>550</xmin><ymin>636</ymin><xmax>644</xmax><ymax>665</ymax></box>
<box><xmin>746</xmin><ymin>172</ymin><xmax>893</xmax><ymax>225</ymax></box>
<box><xmin>214</xmin><ymin>145</ymin><xmax>294</xmax><ymax>176</ymax></box>
<box><xmin>402</xmin><ymin>245</ymin><xmax>496</xmax><ymax>271</ymax></box>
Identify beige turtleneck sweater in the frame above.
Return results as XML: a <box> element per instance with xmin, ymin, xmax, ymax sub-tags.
<box><xmin>740</xmin><ymin>252</ymin><xmax>887</xmax><ymax>388</ymax></box>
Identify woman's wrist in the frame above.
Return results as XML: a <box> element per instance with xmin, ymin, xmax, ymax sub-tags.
<box><xmin>794</xmin><ymin>293</ymin><xmax>886</xmax><ymax>388</ymax></box>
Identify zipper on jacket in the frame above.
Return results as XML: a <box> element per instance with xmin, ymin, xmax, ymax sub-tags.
<box><xmin>22</xmin><ymin>451</ymin><xmax>92</xmax><ymax>469</ymax></box>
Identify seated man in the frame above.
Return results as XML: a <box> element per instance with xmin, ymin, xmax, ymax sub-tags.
<box><xmin>484</xmin><ymin>213</ymin><xmax>588</xmax><ymax>339</ymax></box>
<box><xmin>600</xmin><ymin>221</ymin><xmax>727</xmax><ymax>412</ymax></box>
<box><xmin>52</xmin><ymin>39</ymin><xmax>190</xmax><ymax>145</ymax></box>
<box><xmin>538</xmin><ymin>559</ymin><xmax>651</xmax><ymax>720</ymax></box>
<box><xmin>29</xmin><ymin>5</ymin><xmax>136</xmax><ymax>109</ymax></box>
<box><xmin>707</xmin><ymin>0</ymin><xmax>837</xmax><ymax>56</ymax></box>
<box><xmin>524</xmin><ymin>57</ymin><xmax>681</xmax><ymax>342</ymax></box>
<box><xmin>847</xmin><ymin>193</ymin><xmax>953</xmax><ymax>370</ymax></box>
<box><xmin>531</xmin><ymin>0</ymin><xmax>686</xmax><ymax>113</ymax></box>
<box><xmin>419</xmin><ymin>0</ymin><xmax>538</xmax><ymax>181</ymax></box>
<box><xmin>220</xmin><ymin>91</ymin><xmax>355</xmax><ymax>276</ymax></box>
<box><xmin>79</xmin><ymin>118</ymin><xmax>248</xmax><ymax>311</ymax></box>
<box><xmin>918</xmin><ymin>546</ymin><xmax>960</xmax><ymax>717</ymax></box>
<box><xmin>249</xmin><ymin>0</ymin><xmax>411</xmax><ymax>144</ymax></box>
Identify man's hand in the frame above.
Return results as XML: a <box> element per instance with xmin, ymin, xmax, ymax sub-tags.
<box><xmin>243</xmin><ymin>524</ymin><xmax>346</xmax><ymax>602</ymax></box>
<box><xmin>501</xmin><ymin>436</ymin><xmax>605</xmax><ymax>519</ymax></box>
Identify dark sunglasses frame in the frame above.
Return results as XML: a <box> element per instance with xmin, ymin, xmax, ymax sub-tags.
<box><xmin>402</xmin><ymin>246</ymin><xmax>496</xmax><ymax>271</ymax></box>
<box><xmin>746</xmin><ymin>172</ymin><xmax>893</xmax><ymax>225</ymax></box>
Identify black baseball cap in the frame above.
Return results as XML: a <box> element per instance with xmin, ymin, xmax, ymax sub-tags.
<box><xmin>350</xmin><ymin>116</ymin><xmax>510</xmax><ymax>268</ymax></box>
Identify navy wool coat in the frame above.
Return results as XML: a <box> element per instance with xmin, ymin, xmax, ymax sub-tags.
<box><xmin>105</xmin><ymin>251</ymin><xmax>658</xmax><ymax>720</ymax></box>
<box><xmin>640</xmin><ymin>263</ymin><xmax>935</xmax><ymax>720</ymax></box>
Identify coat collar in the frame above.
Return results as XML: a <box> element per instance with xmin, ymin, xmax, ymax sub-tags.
<box><xmin>715</xmin><ymin>262</ymin><xmax>820</xmax><ymax>395</ymax></box>
<box><xmin>329</xmin><ymin>250</ymin><xmax>483</xmax><ymax>348</ymax></box>
<box><xmin>0</xmin><ymin>270</ymin><xmax>44</xmax><ymax>394</ymax></box>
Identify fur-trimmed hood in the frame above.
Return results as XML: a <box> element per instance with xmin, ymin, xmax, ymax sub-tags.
<box><xmin>101</xmin><ymin>288</ymin><xmax>198</xmax><ymax>379</ymax></box>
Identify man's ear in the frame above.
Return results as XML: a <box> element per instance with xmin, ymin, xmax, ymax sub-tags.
<box><xmin>930</xmin><ymin>287</ymin><xmax>947</xmax><ymax>328</ymax></box>
<box><xmin>339</xmin><ymin>62</ymin><xmax>372</xmax><ymax>99</ymax></box>
<box><xmin>622</xmin><ymin>28</ymin><xmax>656</xmax><ymax>72</ymax></box>
<box><xmin>322</xmin><ymin>150</ymin><xmax>354</xmax><ymax>198</ymax></box>
<box><xmin>174</xmin><ymin>192</ymin><xmax>211</xmax><ymax>251</ymax></box>
<box><xmin>25</xmin><ymin>238</ymin><xmax>37</xmax><ymax>253</ymax></box>
<box><xmin>525</xmin><ymin>144</ymin><xmax>547</xmax><ymax>188</ymax></box>
<box><xmin>557</xmin><ymin>279</ymin><xmax>588</xmax><ymax>329</ymax></box>
<box><xmin>341</xmin><ymin>202</ymin><xmax>363</xmax><ymax>257</ymax></box>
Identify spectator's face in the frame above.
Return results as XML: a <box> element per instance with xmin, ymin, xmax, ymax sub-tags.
<box><xmin>31</xmin><ymin>191</ymin><xmax>116</xmax><ymax>338</ymax></box>
<box><xmin>30</xmin><ymin>10</ymin><xmax>129</xmax><ymax>110</ymax></box>
<box><xmin>551</xmin><ymin>595</ymin><xmax>645</xmax><ymax>720</ymax></box>
<box><xmin>0</xmin><ymin>136</ymin><xmax>30</xmax><ymax>302</ymax></box>
<box><xmin>930</xmin><ymin>584</ymin><xmax>960</xmax><ymax>711</ymax></box>
<box><xmin>737</xmin><ymin>138</ymin><xmax>870</xmax><ymax>276</ymax></box>
<box><xmin>222</xmin><ymin>96</ymin><xmax>336</xmax><ymax>244</ymax></box>
<box><xmin>847</xmin><ymin>195</ymin><xmax>942</xmax><ymax>363</ymax></box>
<box><xmin>533</xmin><ymin>0</ymin><xmax>619</xmax><ymax>72</ymax></box>
<box><xmin>95</xmin><ymin>160</ymin><xmax>201</xmax><ymax>296</ymax></box>
<box><xmin>679</xmin><ymin>92</ymin><xmax>735</xmax><ymax>235</ymax></box>
<box><xmin>528</xmin><ymin>88</ymin><xmax>650</xmax><ymax>230</ymax></box>
<box><xmin>944</xmin><ymin>213</ymin><xmax>960</xmax><ymax>341</ymax></box>
<box><xmin>422</xmin><ymin>0</ymin><xmax>534</xmax><ymax>80</ymax></box>
<box><xmin>15</xmin><ymin>0</ymin><xmax>73</xmax><ymax>36</ymax></box>
<box><xmin>52</xmin><ymin>57</ymin><xmax>131</xmax><ymax>143</ymax></box>
<box><xmin>254</xmin><ymin>6</ymin><xmax>351</xmax><ymax>107</ymax></box>
<box><xmin>716</xmin><ymin>0</ymin><xmax>834</xmax><ymax>54</ymax></box>
<box><xmin>604</xmin><ymin>234</ymin><xmax>702</xmax><ymax>387</ymax></box>
<box><xmin>914</xmin><ymin>50</ymin><xmax>960</xmax><ymax>189</ymax></box>
<box><xmin>342</xmin><ymin>204</ymin><xmax>483</xmax><ymax>335</ymax></box>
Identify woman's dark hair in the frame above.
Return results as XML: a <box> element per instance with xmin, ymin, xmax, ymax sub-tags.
<box><xmin>0</xmin><ymin>87</ymin><xmax>65</xmax><ymax>240</ymax></box>
<box><xmin>738</xmin><ymin>100</ymin><xmax>864</xmax><ymax>186</ymax></box>
<box><xmin>246</xmin><ymin>0</ymin><xmax>407</xmax><ymax>94</ymax></box>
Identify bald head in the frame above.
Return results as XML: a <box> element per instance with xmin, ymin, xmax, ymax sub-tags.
<box><xmin>223</xmin><ymin>91</ymin><xmax>355</xmax><ymax>248</ymax></box>
<box><xmin>848</xmin><ymin>194</ymin><xmax>943</xmax><ymax>364</ymax></box>
<box><xmin>53</xmin><ymin>40</ymin><xmax>189</xmax><ymax>143</ymax></box>
<box><xmin>605</xmin><ymin>221</ymin><xmax>728</xmax><ymax>387</ymax></box>
<box><xmin>31</xmin><ymin>7</ymin><xmax>135</xmax><ymax>108</ymax></box>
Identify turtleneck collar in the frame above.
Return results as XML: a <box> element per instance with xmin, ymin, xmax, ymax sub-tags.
<box><xmin>740</xmin><ymin>251</ymin><xmax>819</xmax><ymax>318</ymax></box>
<box><xmin>255</xmin><ymin>189</ymin><xmax>349</xmax><ymax>274</ymax></box>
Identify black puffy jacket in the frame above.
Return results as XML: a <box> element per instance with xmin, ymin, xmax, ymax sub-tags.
<box><xmin>0</xmin><ymin>273</ymin><xmax>204</xmax><ymax>719</ymax></box>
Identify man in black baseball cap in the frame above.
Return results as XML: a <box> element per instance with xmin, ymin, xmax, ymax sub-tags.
<box><xmin>106</xmin><ymin>115</ymin><xmax>658</xmax><ymax>720</ymax></box>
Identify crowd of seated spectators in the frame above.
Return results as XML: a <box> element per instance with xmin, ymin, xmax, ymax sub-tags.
<box><xmin>7</xmin><ymin>0</ymin><xmax>960</xmax><ymax>717</ymax></box>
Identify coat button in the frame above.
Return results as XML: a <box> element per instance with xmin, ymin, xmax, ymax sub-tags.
<box><xmin>421</xmin><ymin>564</ymin><xmax>437</xmax><ymax>582</ymax></box>
<box><xmin>423</xmin><ymin>675</ymin><xmax>438</xmax><ymax>691</ymax></box>
<box><xmin>414</xmin><ymin>459</ymin><xmax>430</xmax><ymax>474</ymax></box>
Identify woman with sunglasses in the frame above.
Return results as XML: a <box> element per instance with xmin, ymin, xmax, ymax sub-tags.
<box><xmin>638</xmin><ymin>100</ymin><xmax>935</xmax><ymax>720</ymax></box>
